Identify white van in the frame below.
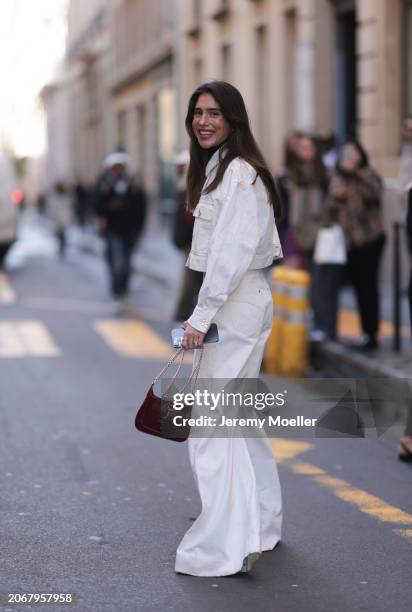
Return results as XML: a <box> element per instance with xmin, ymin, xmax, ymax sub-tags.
<box><xmin>0</xmin><ymin>155</ymin><xmax>18</xmax><ymax>267</ymax></box>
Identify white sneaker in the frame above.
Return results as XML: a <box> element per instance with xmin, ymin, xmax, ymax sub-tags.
<box><xmin>240</xmin><ymin>552</ymin><xmax>261</xmax><ymax>573</ymax></box>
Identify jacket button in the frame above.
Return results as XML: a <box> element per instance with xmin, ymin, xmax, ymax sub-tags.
<box><xmin>198</xmin><ymin>211</ymin><xmax>201</xmax><ymax>217</ymax></box>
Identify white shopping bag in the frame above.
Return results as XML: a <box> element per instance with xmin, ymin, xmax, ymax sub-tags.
<box><xmin>314</xmin><ymin>224</ymin><xmax>347</xmax><ymax>264</ymax></box>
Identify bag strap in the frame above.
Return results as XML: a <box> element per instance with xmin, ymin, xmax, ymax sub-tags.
<box><xmin>173</xmin><ymin>345</ymin><xmax>203</xmax><ymax>395</ymax></box>
<box><xmin>152</xmin><ymin>348</ymin><xmax>185</xmax><ymax>386</ymax></box>
<box><xmin>152</xmin><ymin>346</ymin><xmax>204</xmax><ymax>396</ymax></box>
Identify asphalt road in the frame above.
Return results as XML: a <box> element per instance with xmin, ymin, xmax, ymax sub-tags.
<box><xmin>0</xmin><ymin>219</ymin><xmax>411</xmax><ymax>612</ymax></box>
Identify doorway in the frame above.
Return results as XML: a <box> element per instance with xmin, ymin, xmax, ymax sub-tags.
<box><xmin>334</xmin><ymin>2</ymin><xmax>357</xmax><ymax>141</ymax></box>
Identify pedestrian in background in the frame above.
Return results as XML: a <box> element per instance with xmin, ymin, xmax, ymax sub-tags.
<box><xmin>275</xmin><ymin>131</ymin><xmax>304</xmax><ymax>268</ymax></box>
<box><xmin>94</xmin><ymin>152</ymin><xmax>147</xmax><ymax>302</ymax></box>
<box><xmin>36</xmin><ymin>193</ymin><xmax>47</xmax><ymax>216</ymax></box>
<box><xmin>399</xmin><ymin>116</ymin><xmax>412</xmax><ymax>187</ymax></box>
<box><xmin>171</xmin><ymin>150</ymin><xmax>203</xmax><ymax>321</ymax></box>
<box><xmin>47</xmin><ymin>182</ymin><xmax>73</xmax><ymax>258</ymax></box>
<box><xmin>311</xmin><ymin>204</ymin><xmax>347</xmax><ymax>340</ymax></box>
<box><xmin>398</xmin><ymin>183</ymin><xmax>412</xmax><ymax>462</ymax></box>
<box><xmin>288</xmin><ymin>134</ymin><xmax>329</xmax><ymax>270</ymax></box>
<box><xmin>330</xmin><ymin>140</ymin><xmax>386</xmax><ymax>350</ymax></box>
<box><xmin>74</xmin><ymin>181</ymin><xmax>90</xmax><ymax>226</ymax></box>
<box><xmin>175</xmin><ymin>81</ymin><xmax>283</xmax><ymax>576</ymax></box>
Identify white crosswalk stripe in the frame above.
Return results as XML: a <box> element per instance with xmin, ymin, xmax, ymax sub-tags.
<box><xmin>0</xmin><ymin>272</ymin><xmax>16</xmax><ymax>304</ymax></box>
<box><xmin>0</xmin><ymin>321</ymin><xmax>60</xmax><ymax>357</ymax></box>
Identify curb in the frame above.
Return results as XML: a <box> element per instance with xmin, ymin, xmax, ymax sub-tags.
<box><xmin>311</xmin><ymin>339</ymin><xmax>412</xmax><ymax>379</ymax></box>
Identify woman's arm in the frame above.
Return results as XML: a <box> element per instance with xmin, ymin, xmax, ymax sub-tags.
<box><xmin>187</xmin><ymin>161</ymin><xmax>263</xmax><ymax>333</ymax></box>
<box><xmin>353</xmin><ymin>167</ymin><xmax>382</xmax><ymax>208</ymax></box>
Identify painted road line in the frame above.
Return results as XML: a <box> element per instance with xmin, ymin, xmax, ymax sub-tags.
<box><xmin>270</xmin><ymin>439</ymin><xmax>315</xmax><ymax>464</ymax></box>
<box><xmin>290</xmin><ymin>461</ymin><xmax>326</xmax><ymax>475</ymax></box>
<box><xmin>316</xmin><ymin>479</ymin><xmax>412</xmax><ymax>525</ymax></box>
<box><xmin>0</xmin><ymin>321</ymin><xmax>60</xmax><ymax>357</ymax></box>
<box><xmin>0</xmin><ymin>272</ymin><xmax>16</xmax><ymax>304</ymax></box>
<box><xmin>270</xmin><ymin>440</ymin><xmax>412</xmax><ymax>541</ymax></box>
<box><xmin>94</xmin><ymin>319</ymin><xmax>192</xmax><ymax>363</ymax></box>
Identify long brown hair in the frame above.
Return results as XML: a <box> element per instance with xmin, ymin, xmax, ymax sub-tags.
<box><xmin>185</xmin><ymin>81</ymin><xmax>282</xmax><ymax>218</ymax></box>
<box><xmin>289</xmin><ymin>134</ymin><xmax>329</xmax><ymax>190</ymax></box>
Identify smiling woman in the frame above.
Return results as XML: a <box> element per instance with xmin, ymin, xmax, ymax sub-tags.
<box><xmin>174</xmin><ymin>81</ymin><xmax>283</xmax><ymax>577</ymax></box>
<box><xmin>192</xmin><ymin>94</ymin><xmax>231</xmax><ymax>149</ymax></box>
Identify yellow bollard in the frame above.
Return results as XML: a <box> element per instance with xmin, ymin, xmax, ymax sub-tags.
<box><xmin>263</xmin><ymin>266</ymin><xmax>289</xmax><ymax>374</ymax></box>
<box><xmin>281</xmin><ymin>269</ymin><xmax>311</xmax><ymax>376</ymax></box>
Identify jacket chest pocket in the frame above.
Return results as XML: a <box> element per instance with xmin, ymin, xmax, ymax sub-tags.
<box><xmin>191</xmin><ymin>197</ymin><xmax>215</xmax><ymax>255</ymax></box>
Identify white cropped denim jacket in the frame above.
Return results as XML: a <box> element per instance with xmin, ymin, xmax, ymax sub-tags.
<box><xmin>186</xmin><ymin>148</ymin><xmax>283</xmax><ymax>333</ymax></box>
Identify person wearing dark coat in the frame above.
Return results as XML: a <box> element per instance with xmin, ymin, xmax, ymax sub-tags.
<box><xmin>399</xmin><ymin>183</ymin><xmax>412</xmax><ymax>462</ymax></box>
<box><xmin>94</xmin><ymin>152</ymin><xmax>147</xmax><ymax>300</ymax></box>
<box><xmin>330</xmin><ymin>140</ymin><xmax>386</xmax><ymax>350</ymax></box>
<box><xmin>171</xmin><ymin>150</ymin><xmax>203</xmax><ymax>321</ymax></box>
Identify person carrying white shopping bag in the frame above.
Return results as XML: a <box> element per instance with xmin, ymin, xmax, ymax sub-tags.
<box><xmin>311</xmin><ymin>204</ymin><xmax>347</xmax><ymax>340</ymax></box>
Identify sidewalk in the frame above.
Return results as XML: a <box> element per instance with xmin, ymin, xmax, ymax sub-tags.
<box><xmin>312</xmin><ymin>286</ymin><xmax>412</xmax><ymax>379</ymax></box>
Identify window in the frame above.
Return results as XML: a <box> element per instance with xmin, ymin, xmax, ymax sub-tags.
<box><xmin>404</xmin><ymin>0</ymin><xmax>412</xmax><ymax>117</ymax></box>
<box><xmin>284</xmin><ymin>9</ymin><xmax>297</xmax><ymax>131</ymax></box>
<box><xmin>187</xmin><ymin>0</ymin><xmax>202</xmax><ymax>36</ymax></box>
<box><xmin>211</xmin><ymin>0</ymin><xmax>229</xmax><ymax>21</ymax></box>
<box><xmin>85</xmin><ymin>61</ymin><xmax>99</xmax><ymax>125</ymax></box>
<box><xmin>117</xmin><ymin>110</ymin><xmax>126</xmax><ymax>151</ymax></box>
<box><xmin>256</xmin><ymin>25</ymin><xmax>269</xmax><ymax>148</ymax></box>
<box><xmin>221</xmin><ymin>44</ymin><xmax>231</xmax><ymax>81</ymax></box>
<box><xmin>136</xmin><ymin>104</ymin><xmax>147</xmax><ymax>182</ymax></box>
<box><xmin>194</xmin><ymin>0</ymin><xmax>202</xmax><ymax>24</ymax></box>
<box><xmin>333</xmin><ymin>5</ymin><xmax>357</xmax><ymax>139</ymax></box>
<box><xmin>193</xmin><ymin>58</ymin><xmax>203</xmax><ymax>86</ymax></box>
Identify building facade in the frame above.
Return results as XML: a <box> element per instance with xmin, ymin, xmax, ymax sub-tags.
<box><xmin>179</xmin><ymin>0</ymin><xmax>410</xmax><ymax>178</ymax></box>
<box><xmin>178</xmin><ymin>0</ymin><xmax>412</xmax><ymax>284</ymax></box>
<box><xmin>40</xmin><ymin>74</ymin><xmax>72</xmax><ymax>192</ymax></box>
<box><xmin>57</xmin><ymin>0</ymin><xmax>412</xmax><ymax>185</ymax></box>
<box><xmin>53</xmin><ymin>0</ymin><xmax>411</xmax><ymax>283</ymax></box>
<box><xmin>108</xmin><ymin>0</ymin><xmax>178</xmax><ymax>205</ymax></box>
<box><xmin>64</xmin><ymin>0</ymin><xmax>179</xmax><ymax>204</ymax></box>
<box><xmin>66</xmin><ymin>0</ymin><xmax>111</xmax><ymax>184</ymax></box>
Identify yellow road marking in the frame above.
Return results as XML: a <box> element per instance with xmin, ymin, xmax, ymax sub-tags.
<box><xmin>0</xmin><ymin>272</ymin><xmax>16</xmax><ymax>304</ymax></box>
<box><xmin>312</xmin><ymin>468</ymin><xmax>412</xmax><ymax>526</ymax></box>
<box><xmin>269</xmin><ymin>439</ymin><xmax>315</xmax><ymax>464</ymax></box>
<box><xmin>273</xmin><ymin>448</ymin><xmax>412</xmax><ymax>540</ymax></box>
<box><xmin>94</xmin><ymin>320</ymin><xmax>192</xmax><ymax>363</ymax></box>
<box><xmin>330</xmin><ymin>488</ymin><xmax>412</xmax><ymax>525</ymax></box>
<box><xmin>314</xmin><ymin>474</ymin><xmax>348</xmax><ymax>488</ymax></box>
<box><xmin>0</xmin><ymin>321</ymin><xmax>60</xmax><ymax>357</ymax></box>
<box><xmin>290</xmin><ymin>461</ymin><xmax>326</xmax><ymax>475</ymax></box>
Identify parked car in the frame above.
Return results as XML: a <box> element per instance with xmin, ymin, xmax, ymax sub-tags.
<box><xmin>0</xmin><ymin>155</ymin><xmax>18</xmax><ymax>268</ymax></box>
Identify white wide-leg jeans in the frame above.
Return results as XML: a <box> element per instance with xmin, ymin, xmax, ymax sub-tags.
<box><xmin>175</xmin><ymin>270</ymin><xmax>283</xmax><ymax>577</ymax></box>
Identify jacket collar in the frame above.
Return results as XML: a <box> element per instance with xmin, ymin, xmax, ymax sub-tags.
<box><xmin>205</xmin><ymin>145</ymin><xmax>228</xmax><ymax>177</ymax></box>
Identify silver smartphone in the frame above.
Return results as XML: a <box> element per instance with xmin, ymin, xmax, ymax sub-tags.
<box><xmin>171</xmin><ymin>323</ymin><xmax>219</xmax><ymax>348</ymax></box>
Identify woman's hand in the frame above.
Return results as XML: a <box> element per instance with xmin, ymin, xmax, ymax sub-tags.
<box><xmin>181</xmin><ymin>321</ymin><xmax>205</xmax><ymax>350</ymax></box>
<box><xmin>330</xmin><ymin>177</ymin><xmax>347</xmax><ymax>199</ymax></box>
